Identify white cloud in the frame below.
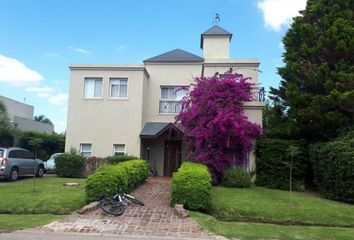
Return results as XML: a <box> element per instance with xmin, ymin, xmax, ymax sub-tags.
<box><xmin>68</xmin><ymin>46</ymin><xmax>92</xmax><ymax>54</ymax></box>
<box><xmin>115</xmin><ymin>45</ymin><xmax>126</xmax><ymax>51</ymax></box>
<box><xmin>257</xmin><ymin>0</ymin><xmax>307</xmax><ymax>31</ymax></box>
<box><xmin>26</xmin><ymin>86</ymin><xmax>54</xmax><ymax>98</ymax></box>
<box><xmin>61</xmin><ymin>107</ymin><xmax>67</xmax><ymax>112</ymax></box>
<box><xmin>49</xmin><ymin>93</ymin><xmax>68</xmax><ymax>105</ymax></box>
<box><xmin>0</xmin><ymin>55</ymin><xmax>43</xmax><ymax>86</ymax></box>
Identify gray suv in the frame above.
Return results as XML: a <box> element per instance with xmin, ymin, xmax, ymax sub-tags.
<box><xmin>0</xmin><ymin>147</ymin><xmax>45</xmax><ymax>181</ymax></box>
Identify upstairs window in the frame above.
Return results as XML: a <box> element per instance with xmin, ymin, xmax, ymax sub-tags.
<box><xmin>160</xmin><ymin>86</ymin><xmax>189</xmax><ymax>113</ymax></box>
<box><xmin>110</xmin><ymin>78</ymin><xmax>128</xmax><ymax>99</ymax></box>
<box><xmin>84</xmin><ymin>78</ymin><xmax>102</xmax><ymax>98</ymax></box>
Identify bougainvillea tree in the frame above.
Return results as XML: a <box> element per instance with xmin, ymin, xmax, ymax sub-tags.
<box><xmin>176</xmin><ymin>72</ymin><xmax>261</xmax><ymax>183</ymax></box>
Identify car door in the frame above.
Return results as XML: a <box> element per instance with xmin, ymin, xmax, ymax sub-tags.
<box><xmin>22</xmin><ymin>150</ymin><xmax>36</xmax><ymax>174</ymax></box>
<box><xmin>8</xmin><ymin>150</ymin><xmax>24</xmax><ymax>174</ymax></box>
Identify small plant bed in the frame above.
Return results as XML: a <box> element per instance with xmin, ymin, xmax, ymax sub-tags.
<box><xmin>211</xmin><ymin>186</ymin><xmax>354</xmax><ymax>227</ymax></box>
<box><xmin>191</xmin><ymin>212</ymin><xmax>354</xmax><ymax>240</ymax></box>
<box><xmin>0</xmin><ymin>177</ymin><xmax>86</xmax><ymax>215</ymax></box>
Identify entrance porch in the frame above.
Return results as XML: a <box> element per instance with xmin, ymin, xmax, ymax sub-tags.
<box><xmin>140</xmin><ymin>122</ymin><xmax>184</xmax><ymax>176</ymax></box>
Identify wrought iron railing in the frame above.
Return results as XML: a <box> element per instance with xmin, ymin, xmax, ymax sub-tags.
<box><xmin>251</xmin><ymin>87</ymin><xmax>265</xmax><ymax>102</ymax></box>
<box><xmin>159</xmin><ymin>100</ymin><xmax>181</xmax><ymax>114</ymax></box>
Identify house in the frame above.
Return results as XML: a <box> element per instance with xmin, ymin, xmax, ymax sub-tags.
<box><xmin>65</xmin><ymin>25</ymin><xmax>265</xmax><ymax>176</ymax></box>
<box><xmin>0</xmin><ymin>95</ymin><xmax>54</xmax><ymax>134</ymax></box>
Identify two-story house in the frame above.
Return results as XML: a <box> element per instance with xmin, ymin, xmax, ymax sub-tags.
<box><xmin>65</xmin><ymin>25</ymin><xmax>265</xmax><ymax>176</ymax></box>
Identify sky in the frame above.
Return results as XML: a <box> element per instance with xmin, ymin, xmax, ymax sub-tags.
<box><xmin>0</xmin><ymin>0</ymin><xmax>307</xmax><ymax>133</ymax></box>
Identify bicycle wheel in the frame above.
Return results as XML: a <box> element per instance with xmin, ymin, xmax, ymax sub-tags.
<box><xmin>100</xmin><ymin>198</ymin><xmax>124</xmax><ymax>216</ymax></box>
<box><xmin>124</xmin><ymin>194</ymin><xmax>144</xmax><ymax>206</ymax></box>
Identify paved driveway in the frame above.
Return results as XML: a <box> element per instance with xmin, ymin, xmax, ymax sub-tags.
<box><xmin>23</xmin><ymin>177</ymin><xmax>223</xmax><ymax>239</ymax></box>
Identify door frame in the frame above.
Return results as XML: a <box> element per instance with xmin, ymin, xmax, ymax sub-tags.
<box><xmin>163</xmin><ymin>140</ymin><xmax>182</xmax><ymax>176</ymax></box>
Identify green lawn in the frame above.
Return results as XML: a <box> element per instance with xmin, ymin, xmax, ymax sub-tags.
<box><xmin>212</xmin><ymin>186</ymin><xmax>354</xmax><ymax>227</ymax></box>
<box><xmin>0</xmin><ymin>214</ymin><xmax>63</xmax><ymax>232</ymax></box>
<box><xmin>0</xmin><ymin>177</ymin><xmax>86</xmax><ymax>214</ymax></box>
<box><xmin>191</xmin><ymin>212</ymin><xmax>354</xmax><ymax>240</ymax></box>
<box><xmin>0</xmin><ymin>176</ymin><xmax>86</xmax><ymax>232</ymax></box>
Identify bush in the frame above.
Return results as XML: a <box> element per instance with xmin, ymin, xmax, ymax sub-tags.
<box><xmin>310</xmin><ymin>133</ymin><xmax>354</xmax><ymax>203</ymax></box>
<box><xmin>55</xmin><ymin>150</ymin><xmax>85</xmax><ymax>178</ymax></box>
<box><xmin>223</xmin><ymin>167</ymin><xmax>251</xmax><ymax>188</ymax></box>
<box><xmin>85</xmin><ymin>159</ymin><xmax>149</xmax><ymax>202</ymax></box>
<box><xmin>104</xmin><ymin>154</ymin><xmax>138</xmax><ymax>165</ymax></box>
<box><xmin>171</xmin><ymin>162</ymin><xmax>212</xmax><ymax>212</ymax></box>
<box><xmin>255</xmin><ymin>137</ymin><xmax>311</xmax><ymax>190</ymax></box>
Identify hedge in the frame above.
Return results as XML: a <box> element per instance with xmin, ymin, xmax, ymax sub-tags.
<box><xmin>171</xmin><ymin>162</ymin><xmax>212</xmax><ymax>212</ymax></box>
<box><xmin>310</xmin><ymin>134</ymin><xmax>354</xmax><ymax>203</ymax></box>
<box><xmin>55</xmin><ymin>150</ymin><xmax>85</xmax><ymax>178</ymax></box>
<box><xmin>255</xmin><ymin>137</ymin><xmax>312</xmax><ymax>190</ymax></box>
<box><xmin>85</xmin><ymin>159</ymin><xmax>149</xmax><ymax>203</ymax></box>
<box><xmin>223</xmin><ymin>167</ymin><xmax>251</xmax><ymax>188</ymax></box>
<box><xmin>104</xmin><ymin>154</ymin><xmax>138</xmax><ymax>165</ymax></box>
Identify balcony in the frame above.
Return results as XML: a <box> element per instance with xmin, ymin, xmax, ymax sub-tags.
<box><xmin>251</xmin><ymin>87</ymin><xmax>265</xmax><ymax>102</ymax></box>
<box><xmin>159</xmin><ymin>100</ymin><xmax>181</xmax><ymax>114</ymax></box>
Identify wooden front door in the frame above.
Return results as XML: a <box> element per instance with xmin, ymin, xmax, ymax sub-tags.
<box><xmin>164</xmin><ymin>141</ymin><xmax>182</xmax><ymax>176</ymax></box>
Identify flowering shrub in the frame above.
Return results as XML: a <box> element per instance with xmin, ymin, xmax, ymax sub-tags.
<box><xmin>176</xmin><ymin>72</ymin><xmax>261</xmax><ymax>183</ymax></box>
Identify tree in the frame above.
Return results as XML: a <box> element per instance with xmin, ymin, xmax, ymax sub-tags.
<box><xmin>34</xmin><ymin>115</ymin><xmax>53</xmax><ymax>125</ymax></box>
<box><xmin>176</xmin><ymin>72</ymin><xmax>261</xmax><ymax>183</ymax></box>
<box><xmin>0</xmin><ymin>100</ymin><xmax>14</xmax><ymax>147</ymax></box>
<box><xmin>270</xmin><ymin>0</ymin><xmax>354</xmax><ymax>141</ymax></box>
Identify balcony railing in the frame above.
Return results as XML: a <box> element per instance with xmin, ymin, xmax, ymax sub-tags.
<box><xmin>159</xmin><ymin>100</ymin><xmax>181</xmax><ymax>114</ymax></box>
<box><xmin>251</xmin><ymin>87</ymin><xmax>265</xmax><ymax>102</ymax></box>
<box><xmin>159</xmin><ymin>88</ymin><xmax>264</xmax><ymax>114</ymax></box>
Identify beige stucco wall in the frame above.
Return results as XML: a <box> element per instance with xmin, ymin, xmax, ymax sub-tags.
<box><xmin>143</xmin><ymin>63</ymin><xmax>202</xmax><ymax>123</ymax></box>
<box><xmin>65</xmin><ymin>65</ymin><xmax>148</xmax><ymax>158</ymax></box>
<box><xmin>202</xmin><ymin>36</ymin><xmax>230</xmax><ymax>59</ymax></box>
<box><xmin>0</xmin><ymin>95</ymin><xmax>34</xmax><ymax>120</ymax></box>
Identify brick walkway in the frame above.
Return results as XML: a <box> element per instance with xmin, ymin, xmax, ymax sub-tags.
<box><xmin>31</xmin><ymin>177</ymin><xmax>223</xmax><ymax>239</ymax></box>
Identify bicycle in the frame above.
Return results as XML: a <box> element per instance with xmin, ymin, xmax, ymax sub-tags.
<box><xmin>99</xmin><ymin>192</ymin><xmax>144</xmax><ymax>216</ymax></box>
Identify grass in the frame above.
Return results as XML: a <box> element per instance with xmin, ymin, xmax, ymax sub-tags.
<box><xmin>0</xmin><ymin>214</ymin><xmax>63</xmax><ymax>232</ymax></box>
<box><xmin>0</xmin><ymin>177</ymin><xmax>86</xmax><ymax>215</ymax></box>
<box><xmin>212</xmin><ymin>186</ymin><xmax>354</xmax><ymax>227</ymax></box>
<box><xmin>0</xmin><ymin>176</ymin><xmax>86</xmax><ymax>232</ymax></box>
<box><xmin>191</xmin><ymin>211</ymin><xmax>354</xmax><ymax>240</ymax></box>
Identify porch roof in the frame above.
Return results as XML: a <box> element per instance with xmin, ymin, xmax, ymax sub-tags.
<box><xmin>140</xmin><ymin>122</ymin><xmax>184</xmax><ymax>139</ymax></box>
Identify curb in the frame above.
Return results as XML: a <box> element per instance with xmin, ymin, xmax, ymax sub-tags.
<box><xmin>77</xmin><ymin>201</ymin><xmax>99</xmax><ymax>215</ymax></box>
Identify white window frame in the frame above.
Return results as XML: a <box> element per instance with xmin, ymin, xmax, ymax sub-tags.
<box><xmin>84</xmin><ymin>78</ymin><xmax>103</xmax><ymax>99</ymax></box>
<box><xmin>80</xmin><ymin>143</ymin><xmax>92</xmax><ymax>158</ymax></box>
<box><xmin>159</xmin><ymin>86</ymin><xmax>189</xmax><ymax>114</ymax></box>
<box><xmin>109</xmin><ymin>78</ymin><xmax>128</xmax><ymax>99</ymax></box>
<box><xmin>113</xmin><ymin>144</ymin><xmax>126</xmax><ymax>156</ymax></box>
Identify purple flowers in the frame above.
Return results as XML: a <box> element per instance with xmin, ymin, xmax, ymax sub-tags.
<box><xmin>176</xmin><ymin>72</ymin><xmax>261</xmax><ymax>183</ymax></box>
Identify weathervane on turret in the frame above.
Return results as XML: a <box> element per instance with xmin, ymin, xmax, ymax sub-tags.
<box><xmin>213</xmin><ymin>13</ymin><xmax>220</xmax><ymax>24</ymax></box>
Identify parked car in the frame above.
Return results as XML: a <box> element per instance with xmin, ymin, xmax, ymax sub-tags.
<box><xmin>0</xmin><ymin>147</ymin><xmax>45</xmax><ymax>181</ymax></box>
<box><xmin>44</xmin><ymin>153</ymin><xmax>63</xmax><ymax>173</ymax></box>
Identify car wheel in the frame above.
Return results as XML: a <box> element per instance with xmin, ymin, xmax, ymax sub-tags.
<box><xmin>36</xmin><ymin>166</ymin><xmax>44</xmax><ymax>177</ymax></box>
<box><xmin>8</xmin><ymin>168</ymin><xmax>19</xmax><ymax>181</ymax></box>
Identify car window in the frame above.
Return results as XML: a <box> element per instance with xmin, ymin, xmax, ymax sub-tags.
<box><xmin>0</xmin><ymin>150</ymin><xmax>4</xmax><ymax>158</ymax></box>
<box><xmin>8</xmin><ymin>150</ymin><xmax>21</xmax><ymax>158</ymax></box>
<box><xmin>22</xmin><ymin>150</ymin><xmax>34</xmax><ymax>159</ymax></box>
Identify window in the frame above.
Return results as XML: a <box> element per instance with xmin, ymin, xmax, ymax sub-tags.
<box><xmin>84</xmin><ymin>78</ymin><xmax>102</xmax><ymax>98</ymax></box>
<box><xmin>113</xmin><ymin>144</ymin><xmax>125</xmax><ymax>156</ymax></box>
<box><xmin>80</xmin><ymin>144</ymin><xmax>92</xmax><ymax>158</ymax></box>
<box><xmin>160</xmin><ymin>86</ymin><xmax>189</xmax><ymax>113</ymax></box>
<box><xmin>110</xmin><ymin>78</ymin><xmax>128</xmax><ymax>99</ymax></box>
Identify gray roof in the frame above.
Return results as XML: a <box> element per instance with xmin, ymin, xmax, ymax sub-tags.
<box><xmin>144</xmin><ymin>49</ymin><xmax>204</xmax><ymax>63</ymax></box>
<box><xmin>140</xmin><ymin>122</ymin><xmax>184</xmax><ymax>138</ymax></box>
<box><xmin>201</xmin><ymin>25</ymin><xmax>233</xmax><ymax>48</ymax></box>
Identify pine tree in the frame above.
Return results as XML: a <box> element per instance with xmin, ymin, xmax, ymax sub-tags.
<box><xmin>270</xmin><ymin>0</ymin><xmax>354</xmax><ymax>141</ymax></box>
